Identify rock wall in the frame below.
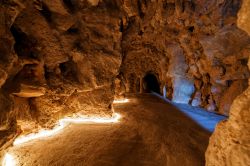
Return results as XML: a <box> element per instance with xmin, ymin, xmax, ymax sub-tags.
<box><xmin>0</xmin><ymin>0</ymin><xmax>122</xmax><ymax>151</ymax></box>
<box><xmin>206</xmin><ymin>0</ymin><xmax>250</xmax><ymax>165</ymax></box>
<box><xmin>0</xmin><ymin>0</ymin><xmax>249</xmax><ymax>157</ymax></box>
<box><xmin>119</xmin><ymin>0</ymin><xmax>249</xmax><ymax>113</ymax></box>
<box><xmin>167</xmin><ymin>44</ymin><xmax>195</xmax><ymax>104</ymax></box>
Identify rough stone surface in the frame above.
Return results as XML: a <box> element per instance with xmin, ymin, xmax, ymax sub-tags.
<box><xmin>0</xmin><ymin>0</ymin><xmax>249</xmax><ymax>161</ymax></box>
<box><xmin>206</xmin><ymin>0</ymin><xmax>250</xmax><ymax>165</ymax></box>
<box><xmin>12</xmin><ymin>84</ymin><xmax>46</xmax><ymax>97</ymax></box>
<box><xmin>7</xmin><ymin>94</ymin><xmax>221</xmax><ymax>165</ymax></box>
<box><xmin>0</xmin><ymin>0</ymin><xmax>122</xmax><ymax>150</ymax></box>
<box><xmin>119</xmin><ymin>0</ymin><xmax>249</xmax><ymax>115</ymax></box>
<box><xmin>167</xmin><ymin>44</ymin><xmax>195</xmax><ymax>104</ymax></box>
<box><xmin>218</xmin><ymin>80</ymin><xmax>248</xmax><ymax>115</ymax></box>
<box><xmin>238</xmin><ymin>0</ymin><xmax>250</xmax><ymax>35</ymax></box>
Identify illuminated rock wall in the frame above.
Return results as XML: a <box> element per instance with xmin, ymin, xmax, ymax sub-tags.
<box><xmin>120</xmin><ymin>0</ymin><xmax>249</xmax><ymax>113</ymax></box>
<box><xmin>0</xmin><ymin>0</ymin><xmax>249</xmax><ymax>155</ymax></box>
<box><xmin>206</xmin><ymin>0</ymin><xmax>250</xmax><ymax>165</ymax></box>
<box><xmin>0</xmin><ymin>0</ymin><xmax>122</xmax><ymax>151</ymax></box>
<box><xmin>166</xmin><ymin>44</ymin><xmax>195</xmax><ymax>104</ymax></box>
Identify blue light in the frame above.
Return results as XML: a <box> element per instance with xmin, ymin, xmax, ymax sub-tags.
<box><xmin>153</xmin><ymin>92</ymin><xmax>227</xmax><ymax>132</ymax></box>
<box><xmin>173</xmin><ymin>103</ymin><xmax>226</xmax><ymax>132</ymax></box>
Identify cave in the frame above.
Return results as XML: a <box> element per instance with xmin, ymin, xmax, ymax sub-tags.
<box><xmin>0</xmin><ymin>0</ymin><xmax>250</xmax><ymax>166</ymax></box>
<box><xmin>143</xmin><ymin>73</ymin><xmax>160</xmax><ymax>94</ymax></box>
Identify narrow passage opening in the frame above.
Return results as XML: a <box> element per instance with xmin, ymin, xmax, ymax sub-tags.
<box><xmin>143</xmin><ymin>73</ymin><xmax>160</xmax><ymax>94</ymax></box>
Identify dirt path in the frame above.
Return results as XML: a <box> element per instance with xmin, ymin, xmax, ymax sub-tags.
<box><xmin>7</xmin><ymin>94</ymin><xmax>216</xmax><ymax>166</ymax></box>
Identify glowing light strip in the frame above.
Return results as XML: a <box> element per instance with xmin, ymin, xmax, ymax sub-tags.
<box><xmin>113</xmin><ymin>99</ymin><xmax>129</xmax><ymax>104</ymax></box>
<box><xmin>2</xmin><ymin>153</ymin><xmax>16</xmax><ymax>166</ymax></box>
<box><xmin>13</xmin><ymin>113</ymin><xmax>121</xmax><ymax>146</ymax></box>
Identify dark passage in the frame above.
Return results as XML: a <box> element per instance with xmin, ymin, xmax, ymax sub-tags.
<box><xmin>143</xmin><ymin>73</ymin><xmax>160</xmax><ymax>93</ymax></box>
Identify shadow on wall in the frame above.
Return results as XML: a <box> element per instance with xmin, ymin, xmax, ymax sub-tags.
<box><xmin>143</xmin><ymin>73</ymin><xmax>160</xmax><ymax>94</ymax></box>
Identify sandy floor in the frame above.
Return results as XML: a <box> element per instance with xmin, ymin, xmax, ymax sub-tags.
<box><xmin>6</xmin><ymin>94</ymin><xmax>225</xmax><ymax>166</ymax></box>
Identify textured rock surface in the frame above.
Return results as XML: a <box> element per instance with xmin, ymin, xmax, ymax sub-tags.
<box><xmin>167</xmin><ymin>44</ymin><xmax>194</xmax><ymax>104</ymax></box>
<box><xmin>0</xmin><ymin>0</ymin><xmax>249</xmax><ymax>160</ymax></box>
<box><xmin>206</xmin><ymin>0</ymin><xmax>250</xmax><ymax>165</ymax></box>
<box><xmin>7</xmin><ymin>94</ymin><xmax>218</xmax><ymax>166</ymax></box>
<box><xmin>119</xmin><ymin>0</ymin><xmax>249</xmax><ymax>115</ymax></box>
<box><xmin>0</xmin><ymin>0</ymin><xmax>122</xmax><ymax>151</ymax></box>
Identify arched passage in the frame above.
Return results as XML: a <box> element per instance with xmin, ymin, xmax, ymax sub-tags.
<box><xmin>143</xmin><ymin>73</ymin><xmax>160</xmax><ymax>93</ymax></box>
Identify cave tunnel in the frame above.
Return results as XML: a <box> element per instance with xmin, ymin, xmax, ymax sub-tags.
<box><xmin>0</xmin><ymin>0</ymin><xmax>248</xmax><ymax>166</ymax></box>
<box><xmin>143</xmin><ymin>73</ymin><xmax>160</xmax><ymax>94</ymax></box>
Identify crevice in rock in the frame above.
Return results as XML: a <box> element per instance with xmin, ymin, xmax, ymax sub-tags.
<box><xmin>66</xmin><ymin>26</ymin><xmax>79</xmax><ymax>35</ymax></box>
<box><xmin>119</xmin><ymin>18</ymin><xmax>123</xmax><ymax>32</ymax></box>
<box><xmin>188</xmin><ymin>26</ymin><xmax>195</xmax><ymax>33</ymax></box>
<box><xmin>39</xmin><ymin>3</ymin><xmax>52</xmax><ymax>23</ymax></box>
<box><xmin>240</xmin><ymin>58</ymin><xmax>248</xmax><ymax>65</ymax></box>
<box><xmin>138</xmin><ymin>30</ymin><xmax>143</xmax><ymax>36</ymax></box>
<box><xmin>10</xmin><ymin>25</ymin><xmax>37</xmax><ymax>59</ymax></box>
<box><xmin>137</xmin><ymin>0</ymin><xmax>145</xmax><ymax>19</ymax></box>
<box><xmin>62</xmin><ymin>0</ymin><xmax>75</xmax><ymax>12</ymax></box>
<box><xmin>59</xmin><ymin>60</ymin><xmax>79</xmax><ymax>82</ymax></box>
<box><xmin>73</xmin><ymin>40</ymin><xmax>84</xmax><ymax>52</ymax></box>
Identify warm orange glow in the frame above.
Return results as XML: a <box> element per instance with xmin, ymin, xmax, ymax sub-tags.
<box><xmin>2</xmin><ymin>153</ymin><xmax>16</xmax><ymax>166</ymax></box>
<box><xmin>62</xmin><ymin>113</ymin><xmax>121</xmax><ymax>124</ymax></box>
<box><xmin>113</xmin><ymin>98</ymin><xmax>129</xmax><ymax>104</ymax></box>
<box><xmin>13</xmin><ymin>113</ymin><xmax>121</xmax><ymax>145</ymax></box>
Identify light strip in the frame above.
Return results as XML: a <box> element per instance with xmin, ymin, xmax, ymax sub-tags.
<box><xmin>2</xmin><ymin>153</ymin><xmax>16</xmax><ymax>166</ymax></box>
<box><xmin>113</xmin><ymin>99</ymin><xmax>129</xmax><ymax>104</ymax></box>
<box><xmin>13</xmin><ymin>113</ymin><xmax>121</xmax><ymax>145</ymax></box>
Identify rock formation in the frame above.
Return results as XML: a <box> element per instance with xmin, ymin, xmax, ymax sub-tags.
<box><xmin>0</xmin><ymin>0</ymin><xmax>123</xmax><ymax>151</ymax></box>
<box><xmin>0</xmin><ymin>0</ymin><xmax>249</xmax><ymax>164</ymax></box>
<box><xmin>206</xmin><ymin>0</ymin><xmax>250</xmax><ymax>165</ymax></box>
<box><xmin>120</xmin><ymin>0</ymin><xmax>250</xmax><ymax>115</ymax></box>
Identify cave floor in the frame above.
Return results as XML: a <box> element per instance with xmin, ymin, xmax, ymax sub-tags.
<box><xmin>7</xmin><ymin>94</ymin><xmax>225</xmax><ymax>166</ymax></box>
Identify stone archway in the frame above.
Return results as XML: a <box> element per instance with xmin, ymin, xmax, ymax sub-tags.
<box><xmin>143</xmin><ymin>73</ymin><xmax>160</xmax><ymax>94</ymax></box>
